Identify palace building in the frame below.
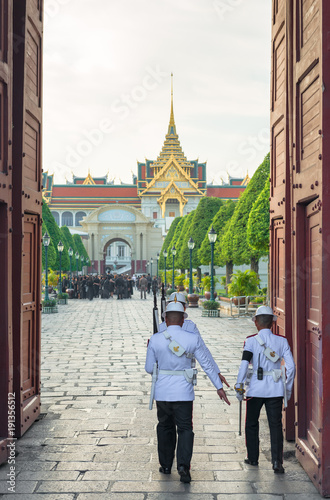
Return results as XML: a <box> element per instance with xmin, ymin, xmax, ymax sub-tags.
<box><xmin>42</xmin><ymin>79</ymin><xmax>249</xmax><ymax>274</ymax></box>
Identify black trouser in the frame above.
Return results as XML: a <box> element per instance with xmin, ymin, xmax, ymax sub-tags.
<box><xmin>156</xmin><ymin>401</ymin><xmax>194</xmax><ymax>470</ymax></box>
<box><xmin>246</xmin><ymin>396</ymin><xmax>283</xmax><ymax>464</ymax></box>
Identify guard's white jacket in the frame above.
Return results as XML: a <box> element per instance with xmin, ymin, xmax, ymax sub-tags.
<box><xmin>236</xmin><ymin>328</ymin><xmax>296</xmax><ymax>399</ymax></box>
<box><xmin>158</xmin><ymin>320</ymin><xmax>220</xmax><ymax>374</ymax></box>
<box><xmin>145</xmin><ymin>324</ymin><xmax>222</xmax><ymax>401</ymax></box>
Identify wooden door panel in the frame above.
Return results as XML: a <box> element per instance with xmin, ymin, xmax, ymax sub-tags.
<box><xmin>22</xmin><ymin>309</ymin><xmax>37</xmax><ymax>400</ymax></box>
<box><xmin>19</xmin><ymin>214</ymin><xmax>40</xmax><ymax>435</ymax></box>
<box><xmin>297</xmin><ymin>0</ymin><xmax>320</xmax><ymax>60</ymax></box>
<box><xmin>23</xmin><ymin>112</ymin><xmax>40</xmax><ymax>190</ymax></box>
<box><xmin>305</xmin><ymin>206</ymin><xmax>321</xmax><ymax>453</ymax></box>
<box><xmin>0</xmin><ymin>81</ymin><xmax>8</xmax><ymax>174</ymax></box>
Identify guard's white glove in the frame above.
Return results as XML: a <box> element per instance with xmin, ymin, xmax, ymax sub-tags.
<box><xmin>234</xmin><ymin>383</ymin><xmax>245</xmax><ymax>402</ymax></box>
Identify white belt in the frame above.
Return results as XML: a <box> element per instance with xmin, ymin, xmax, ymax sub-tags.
<box><xmin>254</xmin><ymin>369</ymin><xmax>282</xmax><ymax>382</ymax></box>
<box><xmin>159</xmin><ymin>370</ymin><xmax>185</xmax><ymax>376</ymax></box>
<box><xmin>159</xmin><ymin>368</ymin><xmax>196</xmax><ymax>385</ymax></box>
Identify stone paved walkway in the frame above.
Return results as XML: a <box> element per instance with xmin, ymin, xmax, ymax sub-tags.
<box><xmin>0</xmin><ymin>295</ymin><xmax>321</xmax><ymax>499</ymax></box>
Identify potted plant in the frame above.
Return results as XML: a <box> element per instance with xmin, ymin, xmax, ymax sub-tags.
<box><xmin>42</xmin><ymin>298</ymin><xmax>58</xmax><ymax>314</ymax></box>
<box><xmin>57</xmin><ymin>292</ymin><xmax>69</xmax><ymax>305</ymax></box>
<box><xmin>166</xmin><ymin>288</ymin><xmax>176</xmax><ymax>297</ymax></box>
<box><xmin>227</xmin><ymin>270</ymin><xmax>260</xmax><ymax>304</ymax></box>
<box><xmin>201</xmin><ymin>275</ymin><xmax>218</xmax><ymax>300</ymax></box>
<box><xmin>174</xmin><ymin>273</ymin><xmax>186</xmax><ymax>291</ymax></box>
<box><xmin>201</xmin><ymin>300</ymin><xmax>220</xmax><ymax>317</ymax></box>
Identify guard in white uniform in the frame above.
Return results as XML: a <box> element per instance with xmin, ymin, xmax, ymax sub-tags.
<box><xmin>235</xmin><ymin>306</ymin><xmax>295</xmax><ymax>473</ymax></box>
<box><xmin>145</xmin><ymin>301</ymin><xmax>230</xmax><ymax>483</ymax></box>
<box><xmin>157</xmin><ymin>292</ymin><xmax>229</xmax><ymax>388</ymax></box>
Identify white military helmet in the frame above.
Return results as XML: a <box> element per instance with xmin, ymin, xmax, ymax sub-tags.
<box><xmin>163</xmin><ymin>301</ymin><xmax>188</xmax><ymax>319</ymax></box>
<box><xmin>168</xmin><ymin>292</ymin><xmax>186</xmax><ymax>304</ymax></box>
<box><xmin>252</xmin><ymin>305</ymin><xmax>277</xmax><ymax>322</ymax></box>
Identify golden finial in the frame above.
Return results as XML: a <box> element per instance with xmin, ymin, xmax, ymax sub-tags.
<box><xmin>174</xmin><ymin>294</ymin><xmax>177</xmax><ymax>303</ymax></box>
<box><xmin>169</xmin><ymin>73</ymin><xmax>176</xmax><ymax>131</ymax></box>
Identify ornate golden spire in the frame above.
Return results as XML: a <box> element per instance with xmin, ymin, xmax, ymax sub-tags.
<box><xmin>168</xmin><ymin>73</ymin><xmax>177</xmax><ymax>135</ymax></box>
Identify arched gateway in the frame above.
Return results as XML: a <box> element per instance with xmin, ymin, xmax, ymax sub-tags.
<box><xmin>80</xmin><ymin>205</ymin><xmax>162</xmax><ymax>275</ymax></box>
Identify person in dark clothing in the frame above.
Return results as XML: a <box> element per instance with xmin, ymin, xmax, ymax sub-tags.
<box><xmin>103</xmin><ymin>278</ymin><xmax>110</xmax><ymax>299</ymax></box>
<box><xmin>128</xmin><ymin>277</ymin><xmax>133</xmax><ymax>298</ymax></box>
<box><xmin>147</xmin><ymin>274</ymin><xmax>152</xmax><ymax>294</ymax></box>
<box><xmin>115</xmin><ymin>275</ymin><xmax>124</xmax><ymax>299</ymax></box>
<box><xmin>152</xmin><ymin>277</ymin><xmax>158</xmax><ymax>295</ymax></box>
<box><xmin>93</xmin><ymin>276</ymin><xmax>100</xmax><ymax>298</ymax></box>
<box><xmin>62</xmin><ymin>277</ymin><xmax>69</xmax><ymax>293</ymax></box>
<box><xmin>109</xmin><ymin>276</ymin><xmax>115</xmax><ymax>298</ymax></box>
<box><xmin>87</xmin><ymin>277</ymin><xmax>94</xmax><ymax>300</ymax></box>
<box><xmin>123</xmin><ymin>277</ymin><xmax>129</xmax><ymax>299</ymax></box>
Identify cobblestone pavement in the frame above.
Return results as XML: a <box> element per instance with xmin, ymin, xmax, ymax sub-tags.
<box><xmin>0</xmin><ymin>294</ymin><xmax>321</xmax><ymax>499</ymax></box>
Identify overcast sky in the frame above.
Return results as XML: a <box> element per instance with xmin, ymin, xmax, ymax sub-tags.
<box><xmin>43</xmin><ymin>0</ymin><xmax>272</xmax><ymax>186</ymax></box>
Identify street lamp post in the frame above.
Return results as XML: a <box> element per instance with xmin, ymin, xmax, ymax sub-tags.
<box><xmin>163</xmin><ymin>250</ymin><xmax>168</xmax><ymax>288</ymax></box>
<box><xmin>156</xmin><ymin>253</ymin><xmax>160</xmax><ymax>281</ymax></box>
<box><xmin>171</xmin><ymin>246</ymin><xmax>176</xmax><ymax>290</ymax></box>
<box><xmin>187</xmin><ymin>237</ymin><xmax>195</xmax><ymax>295</ymax></box>
<box><xmin>68</xmin><ymin>247</ymin><xmax>73</xmax><ymax>288</ymax></box>
<box><xmin>150</xmin><ymin>257</ymin><xmax>153</xmax><ymax>278</ymax></box>
<box><xmin>43</xmin><ymin>231</ymin><xmax>51</xmax><ymax>301</ymax></box>
<box><xmin>208</xmin><ymin>226</ymin><xmax>217</xmax><ymax>301</ymax></box>
<box><xmin>57</xmin><ymin>240</ymin><xmax>64</xmax><ymax>294</ymax></box>
<box><xmin>75</xmin><ymin>251</ymin><xmax>79</xmax><ymax>277</ymax></box>
<box><xmin>81</xmin><ymin>255</ymin><xmax>85</xmax><ymax>275</ymax></box>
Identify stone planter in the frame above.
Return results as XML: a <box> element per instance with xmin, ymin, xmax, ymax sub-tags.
<box><xmin>202</xmin><ymin>309</ymin><xmax>220</xmax><ymax>317</ymax></box>
<box><xmin>42</xmin><ymin>306</ymin><xmax>58</xmax><ymax>314</ymax></box>
<box><xmin>220</xmin><ymin>296</ymin><xmax>231</xmax><ymax>302</ymax></box>
<box><xmin>187</xmin><ymin>293</ymin><xmax>199</xmax><ymax>308</ymax></box>
<box><xmin>204</xmin><ymin>291</ymin><xmax>217</xmax><ymax>300</ymax></box>
<box><xmin>57</xmin><ymin>298</ymin><xmax>67</xmax><ymax>305</ymax></box>
<box><xmin>177</xmin><ymin>285</ymin><xmax>185</xmax><ymax>292</ymax></box>
<box><xmin>232</xmin><ymin>296</ymin><xmax>246</xmax><ymax>306</ymax></box>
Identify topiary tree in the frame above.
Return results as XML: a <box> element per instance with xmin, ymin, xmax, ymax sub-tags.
<box><xmin>222</xmin><ymin>153</ymin><xmax>270</xmax><ymax>274</ymax></box>
<box><xmin>216</xmin><ymin>217</ymin><xmax>235</xmax><ymax>289</ymax></box>
<box><xmin>174</xmin><ymin>211</ymin><xmax>196</xmax><ymax>270</ymax></box>
<box><xmin>247</xmin><ymin>175</ymin><xmax>270</xmax><ymax>257</ymax></box>
<box><xmin>176</xmin><ymin>197</ymin><xmax>223</xmax><ymax>271</ymax></box>
<box><xmin>73</xmin><ymin>234</ymin><xmax>90</xmax><ymax>271</ymax></box>
<box><xmin>42</xmin><ymin>200</ymin><xmax>70</xmax><ymax>271</ymax></box>
<box><xmin>199</xmin><ymin>200</ymin><xmax>236</xmax><ymax>265</ymax></box>
<box><xmin>158</xmin><ymin>217</ymin><xmax>182</xmax><ymax>269</ymax></box>
<box><xmin>41</xmin><ymin>222</ymin><xmax>56</xmax><ymax>271</ymax></box>
<box><xmin>60</xmin><ymin>226</ymin><xmax>78</xmax><ymax>253</ymax></box>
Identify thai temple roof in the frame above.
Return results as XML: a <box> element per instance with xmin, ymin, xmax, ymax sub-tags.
<box><xmin>149</xmin><ymin>74</ymin><xmax>196</xmax><ymax>176</ymax></box>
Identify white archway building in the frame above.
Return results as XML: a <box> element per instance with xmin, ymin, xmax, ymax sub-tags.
<box><xmin>80</xmin><ymin>205</ymin><xmax>162</xmax><ymax>275</ymax></box>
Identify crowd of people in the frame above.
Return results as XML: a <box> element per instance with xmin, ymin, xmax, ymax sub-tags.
<box><xmin>60</xmin><ymin>273</ymin><xmax>161</xmax><ymax>300</ymax></box>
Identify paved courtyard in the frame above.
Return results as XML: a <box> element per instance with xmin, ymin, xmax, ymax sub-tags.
<box><xmin>0</xmin><ymin>294</ymin><xmax>321</xmax><ymax>499</ymax></box>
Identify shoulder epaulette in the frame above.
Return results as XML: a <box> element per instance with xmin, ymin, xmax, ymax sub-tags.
<box><xmin>246</xmin><ymin>333</ymin><xmax>258</xmax><ymax>339</ymax></box>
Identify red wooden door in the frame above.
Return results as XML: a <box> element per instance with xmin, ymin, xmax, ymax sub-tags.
<box><xmin>0</xmin><ymin>0</ymin><xmax>13</xmax><ymax>465</ymax></box>
<box><xmin>295</xmin><ymin>203</ymin><xmax>322</xmax><ymax>484</ymax></box>
<box><xmin>270</xmin><ymin>0</ymin><xmax>295</xmax><ymax>440</ymax></box>
<box><xmin>12</xmin><ymin>0</ymin><xmax>43</xmax><ymax>437</ymax></box>
<box><xmin>19</xmin><ymin>215</ymin><xmax>41</xmax><ymax>434</ymax></box>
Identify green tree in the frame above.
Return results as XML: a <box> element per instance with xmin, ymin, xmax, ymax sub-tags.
<box><xmin>221</xmin><ymin>153</ymin><xmax>270</xmax><ymax>274</ymax></box>
<box><xmin>216</xmin><ymin>217</ymin><xmax>235</xmax><ymax>288</ymax></box>
<box><xmin>41</xmin><ymin>222</ymin><xmax>56</xmax><ymax>271</ymax></box>
<box><xmin>60</xmin><ymin>226</ymin><xmax>77</xmax><ymax>253</ymax></box>
<box><xmin>199</xmin><ymin>200</ymin><xmax>236</xmax><ymax>265</ymax></box>
<box><xmin>176</xmin><ymin>198</ymin><xmax>223</xmax><ymax>270</ymax></box>
<box><xmin>247</xmin><ymin>175</ymin><xmax>270</xmax><ymax>256</ymax></box>
<box><xmin>73</xmin><ymin>234</ymin><xmax>90</xmax><ymax>271</ymax></box>
<box><xmin>42</xmin><ymin>201</ymin><xmax>70</xmax><ymax>271</ymax></box>
<box><xmin>174</xmin><ymin>211</ymin><xmax>196</xmax><ymax>270</ymax></box>
<box><xmin>158</xmin><ymin>217</ymin><xmax>182</xmax><ymax>269</ymax></box>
